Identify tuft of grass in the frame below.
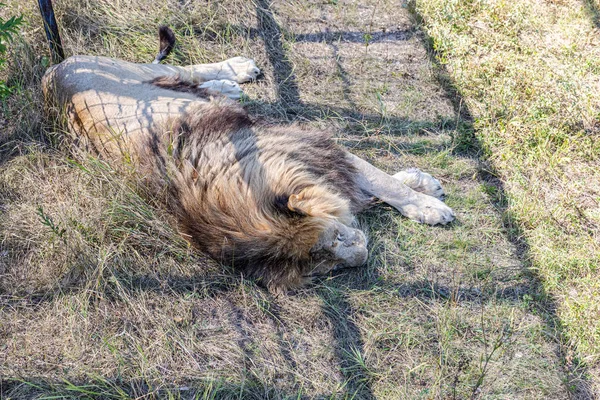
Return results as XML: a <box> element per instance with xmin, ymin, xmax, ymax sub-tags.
<box><xmin>0</xmin><ymin>4</ymin><xmax>23</xmax><ymax>99</ymax></box>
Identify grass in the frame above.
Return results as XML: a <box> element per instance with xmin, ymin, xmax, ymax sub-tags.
<box><xmin>0</xmin><ymin>0</ymin><xmax>595</xmax><ymax>398</ymax></box>
<box><xmin>413</xmin><ymin>0</ymin><xmax>600</xmax><ymax>387</ymax></box>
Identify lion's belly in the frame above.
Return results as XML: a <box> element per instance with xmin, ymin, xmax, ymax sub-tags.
<box><xmin>43</xmin><ymin>55</ymin><xmax>206</xmax><ymax>157</ymax></box>
<box><xmin>69</xmin><ymin>89</ymin><xmax>194</xmax><ymax>145</ymax></box>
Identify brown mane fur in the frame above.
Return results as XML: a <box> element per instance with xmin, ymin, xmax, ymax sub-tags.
<box><xmin>137</xmin><ymin>93</ymin><xmax>369</xmax><ymax>290</ymax></box>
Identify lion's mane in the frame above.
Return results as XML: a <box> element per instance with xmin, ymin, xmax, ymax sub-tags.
<box><xmin>140</xmin><ymin>96</ymin><xmax>370</xmax><ymax>289</ymax></box>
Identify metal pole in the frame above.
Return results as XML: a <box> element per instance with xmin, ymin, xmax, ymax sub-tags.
<box><xmin>37</xmin><ymin>0</ymin><xmax>64</xmax><ymax>64</ymax></box>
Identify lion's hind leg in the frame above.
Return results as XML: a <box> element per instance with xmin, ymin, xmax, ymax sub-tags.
<box><xmin>181</xmin><ymin>57</ymin><xmax>260</xmax><ymax>84</ymax></box>
<box><xmin>149</xmin><ymin>25</ymin><xmax>260</xmax><ymax>84</ymax></box>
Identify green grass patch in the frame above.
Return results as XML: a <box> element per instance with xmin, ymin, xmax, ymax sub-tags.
<box><xmin>415</xmin><ymin>0</ymin><xmax>600</xmax><ymax>375</ymax></box>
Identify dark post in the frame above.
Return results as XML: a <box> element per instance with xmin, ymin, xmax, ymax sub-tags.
<box><xmin>37</xmin><ymin>0</ymin><xmax>64</xmax><ymax>64</ymax></box>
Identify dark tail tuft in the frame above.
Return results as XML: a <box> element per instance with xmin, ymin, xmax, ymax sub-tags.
<box><xmin>152</xmin><ymin>25</ymin><xmax>176</xmax><ymax>64</ymax></box>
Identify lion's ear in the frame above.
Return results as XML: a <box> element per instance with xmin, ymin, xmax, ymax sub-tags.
<box><xmin>287</xmin><ymin>190</ymin><xmax>310</xmax><ymax>216</ymax></box>
<box><xmin>287</xmin><ymin>187</ymin><xmax>349</xmax><ymax>219</ymax></box>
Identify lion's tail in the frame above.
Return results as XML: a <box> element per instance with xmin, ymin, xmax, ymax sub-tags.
<box><xmin>152</xmin><ymin>25</ymin><xmax>176</xmax><ymax>64</ymax></box>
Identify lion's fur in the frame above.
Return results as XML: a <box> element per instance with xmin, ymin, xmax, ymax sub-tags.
<box><xmin>42</xmin><ymin>57</ymin><xmax>371</xmax><ymax>290</ymax></box>
<box><xmin>141</xmin><ymin>95</ymin><xmax>370</xmax><ymax>289</ymax></box>
<box><xmin>150</xmin><ymin>76</ymin><xmax>213</xmax><ymax>98</ymax></box>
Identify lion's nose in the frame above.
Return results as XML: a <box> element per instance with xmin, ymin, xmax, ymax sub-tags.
<box><xmin>343</xmin><ymin>230</ymin><xmax>366</xmax><ymax>247</ymax></box>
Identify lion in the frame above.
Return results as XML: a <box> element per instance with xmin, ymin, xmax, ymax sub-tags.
<box><xmin>41</xmin><ymin>27</ymin><xmax>454</xmax><ymax>292</ymax></box>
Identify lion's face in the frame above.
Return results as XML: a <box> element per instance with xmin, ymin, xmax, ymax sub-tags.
<box><xmin>309</xmin><ymin>220</ymin><xmax>368</xmax><ymax>275</ymax></box>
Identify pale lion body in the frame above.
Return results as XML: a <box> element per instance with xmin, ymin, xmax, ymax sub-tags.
<box><xmin>42</xmin><ymin>53</ymin><xmax>455</xmax><ymax>291</ymax></box>
<box><xmin>42</xmin><ymin>55</ymin><xmax>257</xmax><ymax>156</ymax></box>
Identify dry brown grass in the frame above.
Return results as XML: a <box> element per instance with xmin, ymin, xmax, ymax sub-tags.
<box><xmin>0</xmin><ymin>0</ymin><xmax>591</xmax><ymax>398</ymax></box>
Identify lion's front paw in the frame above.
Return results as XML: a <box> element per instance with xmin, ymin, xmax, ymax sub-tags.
<box><xmin>223</xmin><ymin>57</ymin><xmax>260</xmax><ymax>83</ymax></box>
<box><xmin>393</xmin><ymin>168</ymin><xmax>446</xmax><ymax>200</ymax></box>
<box><xmin>400</xmin><ymin>194</ymin><xmax>455</xmax><ymax>225</ymax></box>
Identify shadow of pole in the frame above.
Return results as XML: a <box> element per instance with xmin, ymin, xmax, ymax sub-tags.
<box><xmin>329</xmin><ymin>42</ymin><xmax>360</xmax><ymax>113</ymax></box>
<box><xmin>254</xmin><ymin>0</ymin><xmax>302</xmax><ymax>116</ymax></box>
<box><xmin>319</xmin><ymin>285</ymin><xmax>377</xmax><ymax>399</ymax></box>
<box><xmin>583</xmin><ymin>0</ymin><xmax>600</xmax><ymax>28</ymax></box>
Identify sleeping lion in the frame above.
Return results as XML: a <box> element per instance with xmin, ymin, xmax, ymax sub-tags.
<box><xmin>41</xmin><ymin>27</ymin><xmax>454</xmax><ymax>292</ymax></box>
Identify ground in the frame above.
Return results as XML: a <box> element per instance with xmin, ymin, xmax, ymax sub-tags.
<box><xmin>0</xmin><ymin>0</ymin><xmax>596</xmax><ymax>398</ymax></box>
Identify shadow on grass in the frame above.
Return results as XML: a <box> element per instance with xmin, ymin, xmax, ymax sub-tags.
<box><xmin>255</xmin><ymin>0</ymin><xmax>301</xmax><ymax>113</ymax></box>
<box><xmin>0</xmin><ymin>376</ymin><xmax>317</xmax><ymax>400</ymax></box>
<box><xmin>583</xmin><ymin>0</ymin><xmax>600</xmax><ymax>28</ymax></box>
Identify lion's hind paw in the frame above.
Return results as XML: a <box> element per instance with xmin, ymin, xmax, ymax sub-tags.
<box><xmin>224</xmin><ymin>57</ymin><xmax>260</xmax><ymax>83</ymax></box>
